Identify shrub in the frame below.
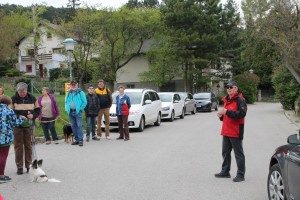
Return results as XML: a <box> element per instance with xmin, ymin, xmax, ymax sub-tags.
<box><xmin>272</xmin><ymin>67</ymin><xmax>299</xmax><ymax>110</ymax></box>
<box><xmin>234</xmin><ymin>72</ymin><xmax>260</xmax><ymax>104</ymax></box>
<box><xmin>6</xmin><ymin>68</ymin><xmax>22</xmax><ymax>77</ymax></box>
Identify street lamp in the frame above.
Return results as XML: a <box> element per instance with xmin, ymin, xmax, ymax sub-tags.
<box><xmin>249</xmin><ymin>69</ymin><xmax>254</xmax><ymax>74</ymax></box>
<box><xmin>62</xmin><ymin>38</ymin><xmax>77</xmax><ymax>82</ymax></box>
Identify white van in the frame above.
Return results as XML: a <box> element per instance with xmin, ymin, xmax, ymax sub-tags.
<box><xmin>101</xmin><ymin>89</ymin><xmax>162</xmax><ymax>132</ymax></box>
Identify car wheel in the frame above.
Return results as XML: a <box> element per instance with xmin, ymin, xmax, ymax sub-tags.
<box><xmin>154</xmin><ymin>112</ymin><xmax>161</xmax><ymax>126</ymax></box>
<box><xmin>208</xmin><ymin>105</ymin><xmax>212</xmax><ymax>112</ymax></box>
<box><xmin>267</xmin><ymin>164</ymin><xmax>286</xmax><ymax>200</ymax></box>
<box><xmin>191</xmin><ymin>106</ymin><xmax>196</xmax><ymax>114</ymax></box>
<box><xmin>169</xmin><ymin>110</ymin><xmax>175</xmax><ymax>122</ymax></box>
<box><xmin>137</xmin><ymin>116</ymin><xmax>145</xmax><ymax>132</ymax></box>
<box><xmin>180</xmin><ymin>108</ymin><xmax>185</xmax><ymax>119</ymax></box>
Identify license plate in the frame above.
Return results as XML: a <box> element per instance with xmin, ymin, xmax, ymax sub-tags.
<box><xmin>110</xmin><ymin>118</ymin><xmax>118</xmax><ymax>123</ymax></box>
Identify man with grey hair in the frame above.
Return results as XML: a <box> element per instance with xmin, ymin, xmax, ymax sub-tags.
<box><xmin>11</xmin><ymin>82</ymin><xmax>40</xmax><ymax>175</ymax></box>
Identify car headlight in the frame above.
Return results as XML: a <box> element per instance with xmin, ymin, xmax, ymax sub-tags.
<box><xmin>162</xmin><ymin>106</ymin><xmax>170</xmax><ymax>111</ymax></box>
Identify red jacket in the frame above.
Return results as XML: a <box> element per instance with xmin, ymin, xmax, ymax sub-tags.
<box><xmin>220</xmin><ymin>93</ymin><xmax>247</xmax><ymax>139</ymax></box>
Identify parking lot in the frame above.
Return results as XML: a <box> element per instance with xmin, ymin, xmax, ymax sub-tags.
<box><xmin>1</xmin><ymin>102</ymin><xmax>298</xmax><ymax>200</ymax></box>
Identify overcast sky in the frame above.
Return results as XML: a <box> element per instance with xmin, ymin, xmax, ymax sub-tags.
<box><xmin>2</xmin><ymin>0</ymin><xmax>242</xmax><ymax>10</ymax></box>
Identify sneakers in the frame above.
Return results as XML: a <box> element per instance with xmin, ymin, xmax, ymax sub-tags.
<box><xmin>124</xmin><ymin>138</ymin><xmax>130</xmax><ymax>141</ymax></box>
<box><xmin>92</xmin><ymin>136</ymin><xmax>100</xmax><ymax>141</ymax></box>
<box><xmin>86</xmin><ymin>136</ymin><xmax>90</xmax><ymax>142</ymax></box>
<box><xmin>79</xmin><ymin>142</ymin><xmax>83</xmax><ymax>147</ymax></box>
<box><xmin>106</xmin><ymin>136</ymin><xmax>111</xmax><ymax>140</ymax></box>
<box><xmin>17</xmin><ymin>168</ymin><xmax>23</xmax><ymax>175</ymax></box>
<box><xmin>54</xmin><ymin>140</ymin><xmax>59</xmax><ymax>144</ymax></box>
<box><xmin>45</xmin><ymin>141</ymin><xmax>51</xmax><ymax>145</ymax></box>
<box><xmin>214</xmin><ymin>172</ymin><xmax>231</xmax><ymax>178</ymax></box>
<box><xmin>233</xmin><ymin>176</ymin><xmax>245</xmax><ymax>182</ymax></box>
<box><xmin>0</xmin><ymin>176</ymin><xmax>11</xmax><ymax>183</ymax></box>
<box><xmin>116</xmin><ymin>137</ymin><xmax>123</xmax><ymax>140</ymax></box>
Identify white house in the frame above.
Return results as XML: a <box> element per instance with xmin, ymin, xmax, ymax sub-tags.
<box><xmin>16</xmin><ymin>24</ymin><xmax>67</xmax><ymax>77</ymax></box>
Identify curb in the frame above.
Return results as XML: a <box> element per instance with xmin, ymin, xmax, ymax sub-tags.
<box><xmin>284</xmin><ymin>110</ymin><xmax>300</xmax><ymax>128</ymax></box>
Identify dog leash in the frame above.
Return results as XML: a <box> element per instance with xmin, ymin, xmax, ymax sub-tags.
<box><xmin>39</xmin><ymin>117</ymin><xmax>70</xmax><ymax>124</ymax></box>
<box><xmin>30</xmin><ymin>120</ymin><xmax>38</xmax><ymax>161</ymax></box>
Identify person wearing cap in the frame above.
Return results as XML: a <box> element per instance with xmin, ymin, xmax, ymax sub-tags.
<box><xmin>65</xmin><ymin>80</ymin><xmax>87</xmax><ymax>146</ymax></box>
<box><xmin>38</xmin><ymin>87</ymin><xmax>60</xmax><ymax>145</ymax></box>
<box><xmin>84</xmin><ymin>84</ymin><xmax>100</xmax><ymax>142</ymax></box>
<box><xmin>116</xmin><ymin>85</ymin><xmax>131</xmax><ymax>141</ymax></box>
<box><xmin>215</xmin><ymin>81</ymin><xmax>247</xmax><ymax>182</ymax></box>
<box><xmin>11</xmin><ymin>82</ymin><xmax>40</xmax><ymax>175</ymax></box>
<box><xmin>95</xmin><ymin>79</ymin><xmax>113</xmax><ymax>140</ymax></box>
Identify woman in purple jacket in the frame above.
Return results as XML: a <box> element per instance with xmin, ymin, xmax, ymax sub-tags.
<box><xmin>38</xmin><ymin>87</ymin><xmax>60</xmax><ymax>144</ymax></box>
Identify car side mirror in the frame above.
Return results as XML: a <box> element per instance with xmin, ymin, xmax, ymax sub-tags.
<box><xmin>145</xmin><ymin>100</ymin><xmax>152</xmax><ymax>104</ymax></box>
<box><xmin>185</xmin><ymin>98</ymin><xmax>190</xmax><ymax>102</ymax></box>
<box><xmin>174</xmin><ymin>100</ymin><xmax>179</xmax><ymax>103</ymax></box>
<box><xmin>287</xmin><ymin>134</ymin><xmax>300</xmax><ymax>145</ymax></box>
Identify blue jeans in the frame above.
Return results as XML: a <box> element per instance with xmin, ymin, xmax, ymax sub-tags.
<box><xmin>69</xmin><ymin>110</ymin><xmax>84</xmax><ymax>143</ymax></box>
<box><xmin>86</xmin><ymin>116</ymin><xmax>96</xmax><ymax>137</ymax></box>
<box><xmin>41</xmin><ymin>117</ymin><xmax>58</xmax><ymax>141</ymax></box>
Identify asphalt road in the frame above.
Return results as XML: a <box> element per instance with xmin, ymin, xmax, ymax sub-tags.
<box><xmin>1</xmin><ymin>102</ymin><xmax>298</xmax><ymax>200</ymax></box>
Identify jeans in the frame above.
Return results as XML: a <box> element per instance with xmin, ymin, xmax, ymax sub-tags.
<box><xmin>41</xmin><ymin>117</ymin><xmax>58</xmax><ymax>141</ymax></box>
<box><xmin>69</xmin><ymin>110</ymin><xmax>84</xmax><ymax>143</ymax></box>
<box><xmin>221</xmin><ymin>136</ymin><xmax>245</xmax><ymax>177</ymax></box>
<box><xmin>86</xmin><ymin>116</ymin><xmax>96</xmax><ymax>137</ymax></box>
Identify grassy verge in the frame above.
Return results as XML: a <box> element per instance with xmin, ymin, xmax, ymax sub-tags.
<box><xmin>5</xmin><ymin>90</ymin><xmax>86</xmax><ymax>138</ymax></box>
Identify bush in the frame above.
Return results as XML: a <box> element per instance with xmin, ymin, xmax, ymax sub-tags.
<box><xmin>49</xmin><ymin>68</ymin><xmax>70</xmax><ymax>81</ymax></box>
<box><xmin>272</xmin><ymin>67</ymin><xmax>299</xmax><ymax>110</ymax></box>
<box><xmin>6</xmin><ymin>68</ymin><xmax>22</xmax><ymax>77</ymax></box>
<box><xmin>234</xmin><ymin>72</ymin><xmax>260</xmax><ymax>104</ymax></box>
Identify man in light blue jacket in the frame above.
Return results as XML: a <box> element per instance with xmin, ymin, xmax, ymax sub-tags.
<box><xmin>65</xmin><ymin>80</ymin><xmax>87</xmax><ymax>146</ymax></box>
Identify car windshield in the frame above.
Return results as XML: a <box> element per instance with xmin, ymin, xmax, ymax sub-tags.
<box><xmin>158</xmin><ymin>94</ymin><xmax>173</xmax><ymax>102</ymax></box>
<box><xmin>112</xmin><ymin>92</ymin><xmax>142</xmax><ymax>104</ymax></box>
<box><xmin>194</xmin><ymin>93</ymin><xmax>210</xmax><ymax>100</ymax></box>
<box><xmin>178</xmin><ymin>93</ymin><xmax>187</xmax><ymax>100</ymax></box>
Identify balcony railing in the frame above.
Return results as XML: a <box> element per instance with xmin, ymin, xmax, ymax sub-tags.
<box><xmin>21</xmin><ymin>53</ymin><xmax>53</xmax><ymax>62</ymax></box>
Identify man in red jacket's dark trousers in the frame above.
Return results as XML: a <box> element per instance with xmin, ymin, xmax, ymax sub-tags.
<box><xmin>215</xmin><ymin>81</ymin><xmax>247</xmax><ymax>182</ymax></box>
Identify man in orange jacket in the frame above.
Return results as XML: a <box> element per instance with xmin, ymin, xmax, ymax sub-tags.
<box><xmin>215</xmin><ymin>81</ymin><xmax>247</xmax><ymax>182</ymax></box>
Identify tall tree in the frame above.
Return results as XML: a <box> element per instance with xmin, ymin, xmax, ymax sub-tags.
<box><xmin>160</xmin><ymin>0</ymin><xmax>223</xmax><ymax>92</ymax></box>
<box><xmin>95</xmin><ymin>7</ymin><xmax>160</xmax><ymax>85</ymax></box>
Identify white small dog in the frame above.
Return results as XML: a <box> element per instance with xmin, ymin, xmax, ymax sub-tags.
<box><xmin>29</xmin><ymin>159</ymin><xmax>61</xmax><ymax>183</ymax></box>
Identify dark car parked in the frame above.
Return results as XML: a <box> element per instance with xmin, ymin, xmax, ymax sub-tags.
<box><xmin>193</xmin><ymin>92</ymin><xmax>218</xmax><ymax>112</ymax></box>
<box><xmin>267</xmin><ymin>133</ymin><xmax>300</xmax><ymax>200</ymax></box>
<box><xmin>178</xmin><ymin>92</ymin><xmax>196</xmax><ymax>115</ymax></box>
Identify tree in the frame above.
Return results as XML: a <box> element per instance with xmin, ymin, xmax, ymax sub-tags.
<box><xmin>0</xmin><ymin>11</ymin><xmax>31</xmax><ymax>66</ymax></box>
<box><xmin>244</xmin><ymin>0</ymin><xmax>300</xmax><ymax>84</ymax></box>
<box><xmin>160</xmin><ymin>0</ymin><xmax>223</xmax><ymax>92</ymax></box>
<box><xmin>126</xmin><ymin>0</ymin><xmax>159</xmax><ymax>8</ymax></box>
<box><xmin>95</xmin><ymin>7</ymin><xmax>160</xmax><ymax>85</ymax></box>
<box><xmin>56</xmin><ymin>7</ymin><xmax>104</xmax><ymax>84</ymax></box>
<box><xmin>139</xmin><ymin>35</ymin><xmax>184</xmax><ymax>89</ymax></box>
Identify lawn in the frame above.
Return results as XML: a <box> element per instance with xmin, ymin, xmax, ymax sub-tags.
<box><xmin>4</xmin><ymin>90</ymin><xmax>86</xmax><ymax>138</ymax></box>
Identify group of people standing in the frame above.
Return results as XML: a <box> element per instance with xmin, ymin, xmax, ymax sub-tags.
<box><xmin>0</xmin><ymin>79</ymin><xmax>132</xmax><ymax>184</ymax></box>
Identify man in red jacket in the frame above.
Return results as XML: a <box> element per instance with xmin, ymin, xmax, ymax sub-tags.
<box><xmin>215</xmin><ymin>81</ymin><xmax>247</xmax><ymax>182</ymax></box>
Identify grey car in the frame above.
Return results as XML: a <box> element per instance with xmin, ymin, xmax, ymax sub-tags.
<box><xmin>178</xmin><ymin>92</ymin><xmax>196</xmax><ymax>115</ymax></box>
<box><xmin>267</xmin><ymin>133</ymin><xmax>300</xmax><ymax>200</ymax></box>
<box><xmin>193</xmin><ymin>92</ymin><xmax>218</xmax><ymax>112</ymax></box>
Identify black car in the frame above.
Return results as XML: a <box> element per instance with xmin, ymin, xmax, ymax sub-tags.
<box><xmin>193</xmin><ymin>92</ymin><xmax>218</xmax><ymax>112</ymax></box>
<box><xmin>267</xmin><ymin>133</ymin><xmax>300</xmax><ymax>200</ymax></box>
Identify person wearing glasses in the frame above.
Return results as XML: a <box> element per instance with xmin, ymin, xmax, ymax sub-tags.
<box><xmin>215</xmin><ymin>81</ymin><xmax>247</xmax><ymax>182</ymax></box>
<box><xmin>84</xmin><ymin>85</ymin><xmax>100</xmax><ymax>142</ymax></box>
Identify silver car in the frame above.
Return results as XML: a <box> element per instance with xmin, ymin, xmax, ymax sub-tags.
<box><xmin>178</xmin><ymin>92</ymin><xmax>196</xmax><ymax>114</ymax></box>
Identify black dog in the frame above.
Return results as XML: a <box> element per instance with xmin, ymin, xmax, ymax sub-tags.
<box><xmin>63</xmin><ymin>124</ymin><xmax>74</xmax><ymax>143</ymax></box>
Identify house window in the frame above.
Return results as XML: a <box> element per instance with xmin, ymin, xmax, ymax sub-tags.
<box><xmin>126</xmin><ymin>84</ymin><xmax>135</xmax><ymax>88</ymax></box>
<box><xmin>53</xmin><ymin>48</ymin><xmax>63</xmax><ymax>54</ymax></box>
<box><xmin>47</xmin><ymin>32</ymin><xmax>52</xmax><ymax>40</ymax></box>
<box><xmin>28</xmin><ymin>49</ymin><xmax>34</xmax><ymax>56</ymax></box>
<box><xmin>26</xmin><ymin>65</ymin><xmax>32</xmax><ymax>73</ymax></box>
